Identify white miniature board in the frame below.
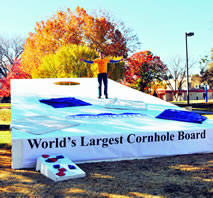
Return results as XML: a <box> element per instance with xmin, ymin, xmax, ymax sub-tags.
<box><xmin>36</xmin><ymin>154</ymin><xmax>86</xmax><ymax>182</ymax></box>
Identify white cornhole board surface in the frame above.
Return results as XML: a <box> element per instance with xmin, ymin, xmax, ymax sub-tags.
<box><xmin>11</xmin><ymin>78</ymin><xmax>213</xmax><ymax>169</ymax></box>
<box><xmin>36</xmin><ymin>154</ymin><xmax>86</xmax><ymax>182</ymax></box>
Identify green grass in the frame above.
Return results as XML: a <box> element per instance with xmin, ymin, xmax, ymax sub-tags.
<box><xmin>0</xmin><ymin>103</ymin><xmax>11</xmax><ymax>107</ymax></box>
<box><xmin>0</xmin><ymin>131</ymin><xmax>11</xmax><ymax>148</ymax></box>
<box><xmin>0</xmin><ymin>109</ymin><xmax>11</xmax><ymax>124</ymax></box>
<box><xmin>204</xmin><ymin>114</ymin><xmax>213</xmax><ymax>119</ymax></box>
<box><xmin>0</xmin><ymin>105</ymin><xmax>11</xmax><ymax>148</ymax></box>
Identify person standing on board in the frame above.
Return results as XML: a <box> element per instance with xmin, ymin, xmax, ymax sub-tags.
<box><xmin>80</xmin><ymin>51</ymin><xmax>123</xmax><ymax>99</ymax></box>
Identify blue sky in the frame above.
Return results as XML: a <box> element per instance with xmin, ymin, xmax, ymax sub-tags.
<box><xmin>0</xmin><ymin>0</ymin><xmax>212</xmax><ymax>74</ymax></box>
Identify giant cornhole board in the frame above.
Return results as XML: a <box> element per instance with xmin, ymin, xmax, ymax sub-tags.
<box><xmin>11</xmin><ymin>78</ymin><xmax>213</xmax><ymax>169</ymax></box>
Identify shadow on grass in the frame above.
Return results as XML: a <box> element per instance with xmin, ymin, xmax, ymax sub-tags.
<box><xmin>0</xmin><ymin>147</ymin><xmax>213</xmax><ymax>197</ymax></box>
<box><xmin>173</xmin><ymin>101</ymin><xmax>213</xmax><ymax>111</ymax></box>
<box><xmin>0</xmin><ymin>143</ymin><xmax>11</xmax><ymax>149</ymax></box>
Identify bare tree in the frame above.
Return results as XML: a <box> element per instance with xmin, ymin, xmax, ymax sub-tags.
<box><xmin>0</xmin><ymin>36</ymin><xmax>25</xmax><ymax>78</ymax></box>
<box><xmin>166</xmin><ymin>57</ymin><xmax>195</xmax><ymax>101</ymax></box>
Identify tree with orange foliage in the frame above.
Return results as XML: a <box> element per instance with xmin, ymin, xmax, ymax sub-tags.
<box><xmin>21</xmin><ymin>6</ymin><xmax>140</xmax><ymax>76</ymax></box>
<box><xmin>123</xmin><ymin>51</ymin><xmax>167</xmax><ymax>93</ymax></box>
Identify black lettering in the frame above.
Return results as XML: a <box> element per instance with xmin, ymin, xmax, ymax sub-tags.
<box><xmin>185</xmin><ymin>133</ymin><xmax>190</xmax><ymax>140</ymax></box>
<box><xmin>28</xmin><ymin>139</ymin><xmax>41</xmax><ymax>149</ymax></box>
<box><xmin>96</xmin><ymin>138</ymin><xmax>101</xmax><ymax>146</ymax></box>
<box><xmin>178</xmin><ymin>131</ymin><xmax>185</xmax><ymax>140</ymax></box>
<box><xmin>166</xmin><ymin>132</ymin><xmax>170</xmax><ymax>141</ymax></box>
<box><xmin>102</xmin><ymin>138</ymin><xmax>108</xmax><ymax>148</ymax></box>
<box><xmin>154</xmin><ymin>133</ymin><xmax>160</xmax><ymax>142</ymax></box>
<box><xmin>147</xmin><ymin>135</ymin><xmax>153</xmax><ymax>142</ymax></box>
<box><xmin>191</xmin><ymin>133</ymin><xmax>196</xmax><ymax>139</ymax></box>
<box><xmin>89</xmin><ymin>138</ymin><xmax>96</xmax><ymax>146</ymax></box>
<box><xmin>49</xmin><ymin>140</ymin><xmax>55</xmax><ymax>148</ymax></box>
<box><xmin>170</xmin><ymin>134</ymin><xmax>175</xmax><ymax>141</ymax></box>
<box><xmin>81</xmin><ymin>136</ymin><xmax>89</xmax><ymax>146</ymax></box>
<box><xmin>41</xmin><ymin>141</ymin><xmax>48</xmax><ymax>148</ymax></box>
<box><xmin>59</xmin><ymin>137</ymin><xmax>66</xmax><ymax>147</ymax></box>
<box><xmin>136</xmin><ymin>136</ymin><xmax>142</xmax><ymax>143</ymax></box>
<box><xmin>114</xmin><ymin>137</ymin><xmax>119</xmax><ymax>144</ymax></box>
<box><xmin>120</xmin><ymin>136</ymin><xmax>124</xmax><ymax>144</ymax></box>
<box><xmin>71</xmin><ymin>139</ymin><xmax>76</xmax><ymax>147</ymax></box>
<box><xmin>109</xmin><ymin>138</ymin><xmax>114</xmax><ymax>145</ymax></box>
<box><xmin>201</xmin><ymin>130</ymin><xmax>206</xmax><ymax>139</ymax></box>
<box><xmin>142</xmin><ymin>136</ymin><xmax>147</xmax><ymax>142</ymax></box>
<box><xmin>56</xmin><ymin>138</ymin><xmax>59</xmax><ymax>148</ymax></box>
<box><xmin>127</xmin><ymin>134</ymin><xmax>135</xmax><ymax>143</ymax></box>
<box><xmin>196</xmin><ymin>132</ymin><xmax>200</xmax><ymax>139</ymax></box>
<box><xmin>161</xmin><ymin>135</ymin><xmax>166</xmax><ymax>141</ymax></box>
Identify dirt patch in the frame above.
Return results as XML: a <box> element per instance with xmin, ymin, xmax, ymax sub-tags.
<box><xmin>0</xmin><ymin>149</ymin><xmax>212</xmax><ymax>197</ymax></box>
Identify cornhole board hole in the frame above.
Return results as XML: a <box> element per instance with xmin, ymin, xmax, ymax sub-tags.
<box><xmin>36</xmin><ymin>154</ymin><xmax>86</xmax><ymax>182</ymax></box>
<box><xmin>11</xmin><ymin>78</ymin><xmax>213</xmax><ymax>169</ymax></box>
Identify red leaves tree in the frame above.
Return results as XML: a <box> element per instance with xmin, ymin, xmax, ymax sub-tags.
<box><xmin>21</xmin><ymin>7</ymin><xmax>140</xmax><ymax>76</ymax></box>
<box><xmin>123</xmin><ymin>51</ymin><xmax>167</xmax><ymax>93</ymax></box>
<box><xmin>0</xmin><ymin>59</ymin><xmax>31</xmax><ymax>97</ymax></box>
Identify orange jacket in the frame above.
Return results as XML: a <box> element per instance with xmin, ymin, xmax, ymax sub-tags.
<box><xmin>93</xmin><ymin>58</ymin><xmax>110</xmax><ymax>74</ymax></box>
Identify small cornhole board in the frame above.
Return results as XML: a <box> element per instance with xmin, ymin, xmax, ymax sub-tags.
<box><xmin>36</xmin><ymin>154</ymin><xmax>86</xmax><ymax>182</ymax></box>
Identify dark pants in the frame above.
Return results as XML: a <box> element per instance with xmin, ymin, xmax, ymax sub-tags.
<box><xmin>98</xmin><ymin>73</ymin><xmax>108</xmax><ymax>97</ymax></box>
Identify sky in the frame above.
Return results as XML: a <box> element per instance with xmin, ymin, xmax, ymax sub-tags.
<box><xmin>0</xmin><ymin>0</ymin><xmax>212</xmax><ymax>74</ymax></box>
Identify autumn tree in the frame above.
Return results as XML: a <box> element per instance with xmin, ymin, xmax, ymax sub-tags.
<box><xmin>21</xmin><ymin>6</ymin><xmax>140</xmax><ymax>77</ymax></box>
<box><xmin>33</xmin><ymin>44</ymin><xmax>124</xmax><ymax>81</ymax></box>
<box><xmin>200</xmin><ymin>49</ymin><xmax>213</xmax><ymax>88</ymax></box>
<box><xmin>0</xmin><ymin>59</ymin><xmax>31</xmax><ymax>97</ymax></box>
<box><xmin>107</xmin><ymin>60</ymin><xmax>125</xmax><ymax>82</ymax></box>
<box><xmin>123</xmin><ymin>51</ymin><xmax>167</xmax><ymax>93</ymax></box>
<box><xmin>92</xmin><ymin>9</ymin><xmax>140</xmax><ymax>55</ymax></box>
<box><xmin>150</xmin><ymin>80</ymin><xmax>167</xmax><ymax>96</ymax></box>
<box><xmin>191</xmin><ymin>74</ymin><xmax>202</xmax><ymax>88</ymax></box>
<box><xmin>32</xmin><ymin>44</ymin><xmax>98</xmax><ymax>78</ymax></box>
<box><xmin>0</xmin><ymin>36</ymin><xmax>25</xmax><ymax>78</ymax></box>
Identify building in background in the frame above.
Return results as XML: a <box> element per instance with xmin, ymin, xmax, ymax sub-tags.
<box><xmin>156</xmin><ymin>76</ymin><xmax>213</xmax><ymax>101</ymax></box>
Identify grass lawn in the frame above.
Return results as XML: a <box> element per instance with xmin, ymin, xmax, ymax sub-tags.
<box><xmin>204</xmin><ymin>114</ymin><xmax>213</xmax><ymax>119</ymax></box>
<box><xmin>0</xmin><ymin>103</ymin><xmax>11</xmax><ymax>107</ymax></box>
<box><xmin>0</xmin><ymin>146</ymin><xmax>212</xmax><ymax>197</ymax></box>
<box><xmin>0</xmin><ymin>109</ymin><xmax>11</xmax><ymax>125</ymax></box>
<box><xmin>0</xmin><ymin>105</ymin><xmax>11</xmax><ymax>148</ymax></box>
<box><xmin>0</xmin><ymin>131</ymin><xmax>11</xmax><ymax>149</ymax></box>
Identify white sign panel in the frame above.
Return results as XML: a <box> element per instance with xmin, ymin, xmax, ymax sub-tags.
<box><xmin>12</xmin><ymin>128</ymin><xmax>213</xmax><ymax>169</ymax></box>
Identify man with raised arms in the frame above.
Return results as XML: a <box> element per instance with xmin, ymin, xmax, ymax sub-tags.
<box><xmin>80</xmin><ymin>51</ymin><xmax>123</xmax><ymax>99</ymax></box>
